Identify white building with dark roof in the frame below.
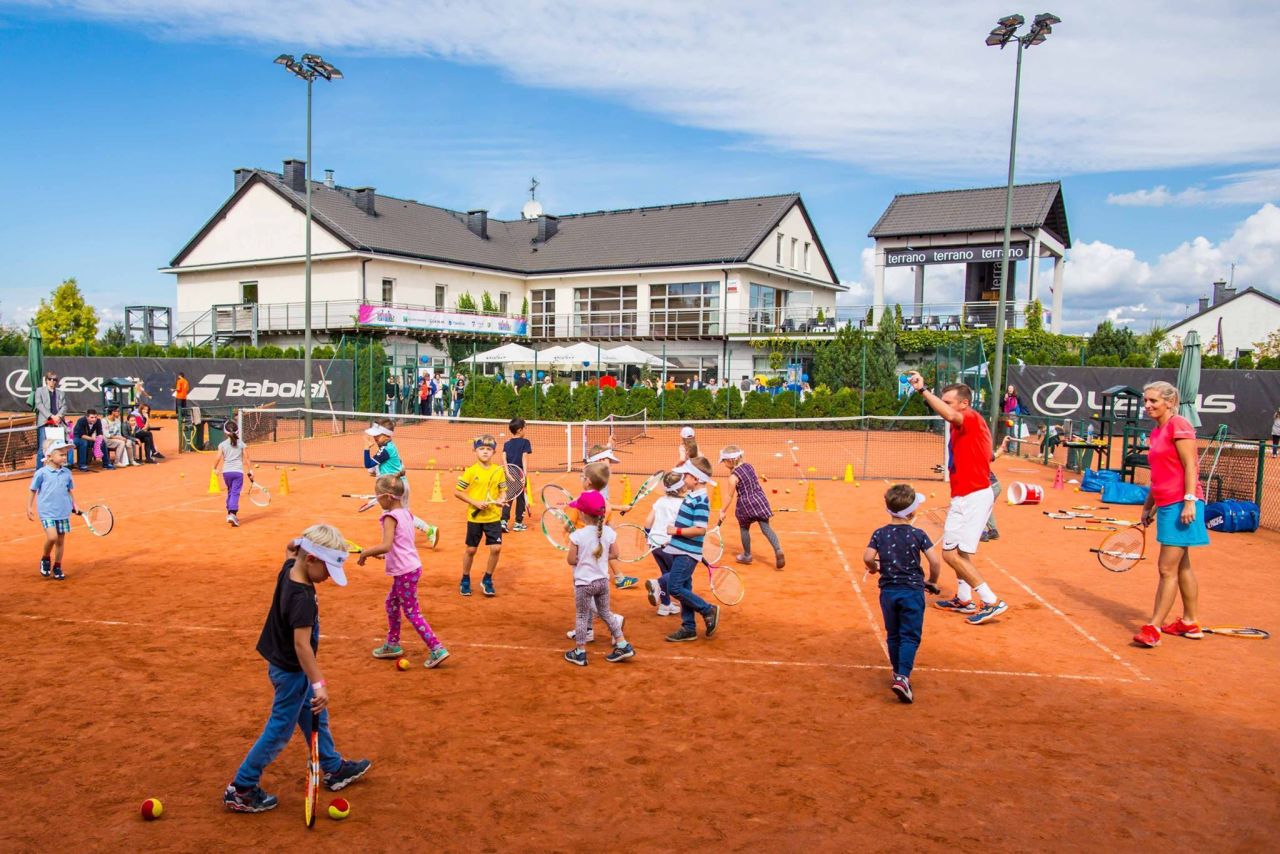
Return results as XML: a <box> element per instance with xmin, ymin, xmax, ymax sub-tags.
<box><xmin>1163</xmin><ymin>282</ymin><xmax>1280</xmax><ymax>360</ymax></box>
<box><xmin>164</xmin><ymin>160</ymin><xmax>846</xmax><ymax>382</ymax></box>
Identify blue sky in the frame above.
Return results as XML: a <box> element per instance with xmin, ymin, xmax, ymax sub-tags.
<box><xmin>1</xmin><ymin>1</ymin><xmax>1278</xmax><ymax>334</ymax></box>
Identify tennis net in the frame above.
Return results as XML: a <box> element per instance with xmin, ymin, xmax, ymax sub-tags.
<box><xmin>0</xmin><ymin>423</ymin><xmax>39</xmax><ymax>477</ymax></box>
<box><xmin>582</xmin><ymin>409</ymin><xmax>648</xmax><ymax>460</ymax></box>
<box><xmin>241</xmin><ymin>407</ymin><xmax>947</xmax><ymax>482</ymax></box>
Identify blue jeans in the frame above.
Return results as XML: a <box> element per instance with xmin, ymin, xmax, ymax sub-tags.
<box><xmin>666</xmin><ymin>553</ymin><xmax>712</xmax><ymax>631</ymax></box>
<box><xmin>651</xmin><ymin>547</ymin><xmax>674</xmax><ymax>605</ymax></box>
<box><xmin>880</xmin><ymin>586</ymin><xmax>925</xmax><ymax>678</ymax></box>
<box><xmin>233</xmin><ymin>664</ymin><xmax>343</xmax><ymax>788</ymax></box>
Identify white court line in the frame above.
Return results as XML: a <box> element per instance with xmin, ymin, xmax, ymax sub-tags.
<box><xmin>980</xmin><ymin>554</ymin><xmax>1150</xmax><ymax>682</ymax></box>
<box><xmin>4</xmin><ymin>614</ymin><xmax>1133</xmax><ymax>683</ymax></box>
<box><xmin>814</xmin><ymin>508</ymin><xmax>889</xmax><ymax>662</ymax></box>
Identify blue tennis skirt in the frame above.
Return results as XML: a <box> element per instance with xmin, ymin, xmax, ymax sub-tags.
<box><xmin>1155</xmin><ymin>500</ymin><xmax>1210</xmax><ymax>547</ymax></box>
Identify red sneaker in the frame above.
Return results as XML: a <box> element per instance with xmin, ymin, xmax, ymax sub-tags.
<box><xmin>1133</xmin><ymin>624</ymin><xmax>1161</xmax><ymax>647</ymax></box>
<box><xmin>1160</xmin><ymin>619</ymin><xmax>1204</xmax><ymax>639</ymax></box>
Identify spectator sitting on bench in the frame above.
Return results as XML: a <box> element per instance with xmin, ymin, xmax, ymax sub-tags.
<box><xmin>131</xmin><ymin>403</ymin><xmax>163</xmax><ymax>463</ymax></box>
<box><xmin>72</xmin><ymin>409</ymin><xmax>114</xmax><ymax>471</ymax></box>
<box><xmin>104</xmin><ymin>406</ymin><xmax>132</xmax><ymax>466</ymax></box>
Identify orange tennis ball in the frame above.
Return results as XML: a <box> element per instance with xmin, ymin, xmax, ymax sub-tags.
<box><xmin>396</xmin><ymin>658</ymin><xmax>410</xmax><ymax>671</ymax></box>
<box><xmin>140</xmin><ymin>798</ymin><xmax>163</xmax><ymax>820</ymax></box>
<box><xmin>328</xmin><ymin>797</ymin><xmax>351</xmax><ymax>820</ymax></box>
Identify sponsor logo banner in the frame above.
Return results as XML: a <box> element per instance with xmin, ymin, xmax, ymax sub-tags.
<box><xmin>2</xmin><ymin>357</ymin><xmax>353</xmax><ymax>413</ymax></box>
<box><xmin>1012</xmin><ymin>365</ymin><xmax>1280</xmax><ymax>439</ymax></box>
<box><xmin>358</xmin><ymin>303</ymin><xmax>528</xmax><ymax>337</ymax></box>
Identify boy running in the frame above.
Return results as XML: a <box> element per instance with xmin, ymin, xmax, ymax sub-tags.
<box><xmin>456</xmin><ymin>435</ymin><xmax>503</xmax><ymax>597</ymax></box>
<box><xmin>662</xmin><ymin>457</ymin><xmax>721</xmax><ymax>642</ymax></box>
<box><xmin>906</xmin><ymin>372</ymin><xmax>1009</xmax><ymax>625</ymax></box>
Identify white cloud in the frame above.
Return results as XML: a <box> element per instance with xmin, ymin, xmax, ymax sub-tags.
<box><xmin>17</xmin><ymin>0</ymin><xmax>1280</xmax><ymax>177</ymax></box>
<box><xmin>1107</xmin><ymin>168</ymin><xmax>1280</xmax><ymax>207</ymax></box>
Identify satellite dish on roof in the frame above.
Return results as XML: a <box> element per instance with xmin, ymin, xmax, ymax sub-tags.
<box><xmin>522</xmin><ymin>199</ymin><xmax>544</xmax><ymax>220</ymax></box>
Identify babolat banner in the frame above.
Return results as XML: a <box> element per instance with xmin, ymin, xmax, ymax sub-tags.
<box><xmin>1</xmin><ymin>357</ymin><xmax>353</xmax><ymax>413</ymax></box>
<box><xmin>1011</xmin><ymin>365</ymin><xmax>1280</xmax><ymax>440</ymax></box>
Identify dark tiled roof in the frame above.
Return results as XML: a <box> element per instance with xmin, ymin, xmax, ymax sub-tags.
<box><xmin>1165</xmin><ymin>287</ymin><xmax>1280</xmax><ymax>332</ymax></box>
<box><xmin>172</xmin><ymin>171</ymin><xmax>839</xmax><ymax>281</ymax></box>
<box><xmin>868</xmin><ymin>182</ymin><xmax>1070</xmax><ymax>248</ymax></box>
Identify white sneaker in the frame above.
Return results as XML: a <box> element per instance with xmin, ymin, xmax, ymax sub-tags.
<box><xmin>567</xmin><ymin>628</ymin><xmax>595</xmax><ymax>642</ymax></box>
<box><xmin>227</xmin><ymin>514</ymin><xmax>239</xmax><ymax>527</ymax></box>
<box><xmin>659</xmin><ymin>602</ymin><xmax>681</xmax><ymax>616</ymax></box>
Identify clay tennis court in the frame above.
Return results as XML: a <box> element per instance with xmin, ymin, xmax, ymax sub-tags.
<box><xmin>2</xmin><ymin>421</ymin><xmax>1277</xmax><ymax>851</ymax></box>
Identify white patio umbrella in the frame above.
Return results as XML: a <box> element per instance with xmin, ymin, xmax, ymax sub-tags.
<box><xmin>550</xmin><ymin>342</ymin><xmax>611</xmax><ymax>366</ymax></box>
<box><xmin>604</xmin><ymin>344</ymin><xmax>669</xmax><ymax>368</ymax></box>
<box><xmin>471</xmin><ymin>342</ymin><xmax>538</xmax><ymax>365</ymax></box>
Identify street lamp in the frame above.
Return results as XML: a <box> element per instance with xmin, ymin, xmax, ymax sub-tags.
<box><xmin>984</xmin><ymin>13</ymin><xmax>1060</xmax><ymax>433</ymax></box>
<box><xmin>276</xmin><ymin>53</ymin><xmax>342</xmax><ymax>436</ymax></box>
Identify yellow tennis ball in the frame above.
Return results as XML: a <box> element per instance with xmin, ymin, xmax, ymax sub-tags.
<box><xmin>396</xmin><ymin>658</ymin><xmax>410</xmax><ymax>671</ymax></box>
<box><xmin>140</xmin><ymin>798</ymin><xmax>163</xmax><ymax>820</ymax></box>
<box><xmin>179</xmin><ymin>472</ymin><xmax>185</xmax><ymax>478</ymax></box>
<box><xmin>328</xmin><ymin>797</ymin><xmax>351</xmax><ymax>820</ymax></box>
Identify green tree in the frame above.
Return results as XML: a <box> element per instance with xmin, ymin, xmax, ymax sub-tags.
<box><xmin>866</xmin><ymin>309</ymin><xmax>900</xmax><ymax>394</ymax></box>
<box><xmin>813</xmin><ymin>325</ymin><xmax>866</xmax><ymax>390</ymax></box>
<box><xmin>34</xmin><ymin>278</ymin><xmax>99</xmax><ymax>347</ymax></box>
<box><xmin>1025</xmin><ymin>299</ymin><xmax>1044</xmax><ymax>333</ymax></box>
<box><xmin>456</xmin><ymin>292</ymin><xmax>477</xmax><ymax>312</ymax></box>
<box><xmin>100</xmin><ymin>321</ymin><xmax>129</xmax><ymax>348</ymax></box>
<box><xmin>480</xmin><ymin>291</ymin><xmax>497</xmax><ymax>313</ymax></box>
<box><xmin>1086</xmin><ymin>320</ymin><xmax>1138</xmax><ymax>360</ymax></box>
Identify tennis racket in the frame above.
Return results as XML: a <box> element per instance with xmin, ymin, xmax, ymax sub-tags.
<box><xmin>702</xmin><ymin>526</ymin><xmax>725</xmax><ymax>565</ymax></box>
<box><xmin>342</xmin><ymin>493</ymin><xmax>379</xmax><ymax>513</ymax></box>
<box><xmin>619</xmin><ymin>471</ymin><xmax>665</xmax><ymax>516</ymax></box>
<box><xmin>73</xmin><ymin>504</ymin><xmax>114</xmax><ymax>536</ymax></box>
<box><xmin>1065</xmin><ymin>524</ymin><xmax>1117</xmax><ymax>532</ymax></box>
<box><xmin>470</xmin><ymin>464</ymin><xmax>524</xmax><ymax>520</ymax></box>
<box><xmin>541</xmin><ymin>507</ymin><xmax>576</xmax><ymax>551</ymax></box>
<box><xmin>305</xmin><ymin>708</ymin><xmax>320</xmax><ymax>828</ymax></box>
<box><xmin>613</xmin><ymin>523</ymin><xmax>654</xmax><ymax>562</ymax></box>
<box><xmin>704</xmin><ymin>558</ymin><xmax>745</xmax><ymax>606</ymax></box>
<box><xmin>248</xmin><ymin>479</ymin><xmax>271</xmax><ymax>507</ymax></box>
<box><xmin>1202</xmin><ymin>626</ymin><xmax>1270</xmax><ymax>639</ymax></box>
<box><xmin>1089</xmin><ymin>523</ymin><xmax>1147</xmax><ymax>572</ymax></box>
<box><xmin>541</xmin><ymin>483</ymin><xmax>572</xmax><ymax>509</ymax></box>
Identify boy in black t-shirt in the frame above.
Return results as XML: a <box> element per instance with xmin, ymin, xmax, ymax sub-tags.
<box><xmin>501</xmin><ymin>418</ymin><xmax>533</xmax><ymax>532</ymax></box>
<box><xmin>864</xmin><ymin>485</ymin><xmax>942</xmax><ymax>705</ymax></box>
<box><xmin>224</xmin><ymin>524</ymin><xmax>372</xmax><ymax>813</ymax></box>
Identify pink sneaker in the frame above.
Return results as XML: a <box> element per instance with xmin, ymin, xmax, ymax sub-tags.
<box><xmin>1133</xmin><ymin>624</ymin><xmax>1161</xmax><ymax>647</ymax></box>
<box><xmin>1160</xmin><ymin>619</ymin><xmax>1204</xmax><ymax>639</ymax></box>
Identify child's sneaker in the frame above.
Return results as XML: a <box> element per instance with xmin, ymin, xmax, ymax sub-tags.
<box><xmin>645</xmin><ymin>578</ymin><xmax>662</xmax><ymax>606</ymax></box>
<box><xmin>501</xmin><ymin>520</ymin><xmax>509</xmax><ymax>533</ymax></box>
<box><xmin>605</xmin><ymin>642</ymin><xmax>635</xmax><ymax>663</ymax></box>
<box><xmin>223</xmin><ymin>783</ymin><xmax>278</xmax><ymax>813</ymax></box>
<box><xmin>965</xmin><ymin>600</ymin><xmax>1008</xmax><ymax>625</ymax></box>
<box><xmin>371</xmin><ymin>644</ymin><xmax>403</xmax><ymax>659</ymax></box>
<box><xmin>228</xmin><ymin>514</ymin><xmax>240</xmax><ymax>527</ymax></box>
<box><xmin>935</xmin><ymin>596</ymin><xmax>977</xmax><ymax>614</ymax></box>
<box><xmin>1133</xmin><ymin>624</ymin><xmax>1161</xmax><ymax>647</ymax></box>
<box><xmin>425</xmin><ymin>647</ymin><xmax>450</xmax><ymax>669</ymax></box>
<box><xmin>459</xmin><ymin>577</ymin><xmax>471</xmax><ymax>597</ymax></box>
<box><xmin>39</xmin><ymin>558</ymin><xmax>51</xmax><ymax>578</ymax></box>
<box><xmin>323</xmin><ymin>758</ymin><xmax>372</xmax><ymax>791</ymax></box>
<box><xmin>425</xmin><ymin>525</ymin><xmax>439</xmax><ymax>549</ymax></box>
<box><xmin>775</xmin><ymin>552</ymin><xmax>786</xmax><ymax>570</ymax></box>
<box><xmin>892</xmin><ymin>675</ymin><xmax>914</xmax><ymax>704</ymax></box>
<box><xmin>564</xmin><ymin>648</ymin><xmax>587</xmax><ymax>667</ymax></box>
<box><xmin>658</xmin><ymin>602</ymin><xmax>681</xmax><ymax>616</ymax></box>
<box><xmin>1160</xmin><ymin>618</ymin><xmax>1204</xmax><ymax>639</ymax></box>
<box><xmin>567</xmin><ymin>628</ymin><xmax>595</xmax><ymax>642</ymax></box>
<box><xmin>512</xmin><ymin>522</ymin><xmax>528</xmax><ymax>532</ymax></box>
<box><xmin>615</xmin><ymin>575</ymin><xmax>638</xmax><ymax>590</ymax></box>
<box><xmin>665</xmin><ymin>627</ymin><xmax>697</xmax><ymax>643</ymax></box>
<box><xmin>703</xmin><ymin>604</ymin><xmax>720</xmax><ymax>638</ymax></box>
<box><xmin>51</xmin><ymin>565</ymin><xmax>65</xmax><ymax>581</ymax></box>
<box><xmin>481</xmin><ymin>576</ymin><xmax>495</xmax><ymax>597</ymax></box>
<box><xmin>735</xmin><ymin>553</ymin><xmax>753</xmax><ymax>564</ymax></box>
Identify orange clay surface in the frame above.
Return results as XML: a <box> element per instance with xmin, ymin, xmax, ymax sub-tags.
<box><xmin>1</xmin><ymin>420</ymin><xmax>1278</xmax><ymax>851</ymax></box>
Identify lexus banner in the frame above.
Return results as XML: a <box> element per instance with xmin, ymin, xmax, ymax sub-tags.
<box><xmin>1</xmin><ymin>357</ymin><xmax>354</xmax><ymax>414</ymax></box>
<box><xmin>1011</xmin><ymin>365</ymin><xmax>1280</xmax><ymax>440</ymax></box>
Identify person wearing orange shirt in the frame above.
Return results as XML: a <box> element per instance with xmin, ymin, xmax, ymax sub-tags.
<box><xmin>173</xmin><ymin>372</ymin><xmax>191</xmax><ymax>416</ymax></box>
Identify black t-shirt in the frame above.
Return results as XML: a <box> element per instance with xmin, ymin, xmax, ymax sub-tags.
<box><xmin>256</xmin><ymin>560</ymin><xmax>319</xmax><ymax>671</ymax></box>
<box><xmin>867</xmin><ymin>524</ymin><xmax>934</xmax><ymax>590</ymax></box>
<box><xmin>503</xmin><ymin>437</ymin><xmax>532</xmax><ymax>469</ymax></box>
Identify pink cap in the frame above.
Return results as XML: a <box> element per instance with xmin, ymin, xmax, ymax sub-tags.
<box><xmin>568</xmin><ymin>490</ymin><xmax>607</xmax><ymax>517</ymax></box>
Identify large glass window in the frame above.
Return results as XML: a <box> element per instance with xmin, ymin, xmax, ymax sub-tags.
<box><xmin>381</xmin><ymin>278</ymin><xmax>395</xmax><ymax>305</ymax></box>
<box><xmin>573</xmin><ymin>286</ymin><xmax>637</xmax><ymax>337</ymax></box>
<box><xmin>749</xmin><ymin>283</ymin><xmax>786</xmax><ymax>332</ymax></box>
<box><xmin>649</xmin><ymin>282</ymin><xmax>720</xmax><ymax>336</ymax></box>
<box><xmin>530</xmin><ymin>288</ymin><xmax>556</xmax><ymax>337</ymax></box>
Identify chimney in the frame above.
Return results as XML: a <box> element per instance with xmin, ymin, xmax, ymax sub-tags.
<box><xmin>323</xmin><ymin>169</ymin><xmax>335</xmax><ymax>188</ymax></box>
<box><xmin>353</xmin><ymin>186</ymin><xmax>376</xmax><ymax>216</ymax></box>
<box><xmin>283</xmin><ymin>159</ymin><xmax>307</xmax><ymax>192</ymax></box>
<box><xmin>536</xmin><ymin>214</ymin><xmax>559</xmax><ymax>243</ymax></box>
<box><xmin>1212</xmin><ymin>278</ymin><xmax>1228</xmax><ymax>305</ymax></box>
<box><xmin>466</xmin><ymin>210</ymin><xmax>489</xmax><ymax>239</ymax></box>
<box><xmin>234</xmin><ymin>168</ymin><xmax>254</xmax><ymax>191</ymax></box>
<box><xmin>1198</xmin><ymin>296</ymin><xmax>1210</xmax><ymax>313</ymax></box>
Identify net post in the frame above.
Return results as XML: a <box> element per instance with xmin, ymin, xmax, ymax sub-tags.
<box><xmin>1256</xmin><ymin>439</ymin><xmax>1265</xmax><ymax>507</ymax></box>
<box><xmin>564</xmin><ymin>422</ymin><xmax>572</xmax><ymax>472</ymax></box>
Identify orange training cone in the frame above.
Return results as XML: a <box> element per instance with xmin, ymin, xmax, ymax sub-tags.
<box><xmin>207</xmin><ymin>469</ymin><xmax>221</xmax><ymax>494</ymax></box>
<box><xmin>430</xmin><ymin>472</ymin><xmax>445</xmax><ymax>502</ymax></box>
<box><xmin>1052</xmin><ymin>465</ymin><xmax>1065</xmax><ymax>490</ymax></box>
<box><xmin>803</xmin><ymin>482</ymin><xmax>817</xmax><ymax>512</ymax></box>
<box><xmin>278</xmin><ymin>469</ymin><xmax>290</xmax><ymax>495</ymax></box>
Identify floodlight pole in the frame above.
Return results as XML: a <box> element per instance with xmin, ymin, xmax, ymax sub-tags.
<box><xmin>988</xmin><ymin>37</ymin><xmax>1024</xmax><ymax>434</ymax></box>
<box><xmin>304</xmin><ymin>73</ymin><xmax>314</xmax><ymax>437</ymax></box>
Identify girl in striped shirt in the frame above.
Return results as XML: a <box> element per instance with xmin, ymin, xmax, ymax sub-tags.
<box><xmin>717</xmin><ymin>446</ymin><xmax>785</xmax><ymax>569</ymax></box>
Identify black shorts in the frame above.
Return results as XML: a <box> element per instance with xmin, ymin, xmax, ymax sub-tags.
<box><xmin>465</xmin><ymin>521</ymin><xmax>503</xmax><ymax>547</ymax></box>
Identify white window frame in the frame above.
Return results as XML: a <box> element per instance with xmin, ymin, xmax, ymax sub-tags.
<box><xmin>776</xmin><ymin>232</ymin><xmax>784</xmax><ymax>265</ymax></box>
<box><xmin>434</xmin><ymin>284</ymin><xmax>447</xmax><ymax>310</ymax></box>
<box><xmin>381</xmin><ymin>278</ymin><xmax>395</xmax><ymax>305</ymax></box>
<box><xmin>239</xmin><ymin>280</ymin><xmax>258</xmax><ymax>304</ymax></box>
<box><xmin>530</xmin><ymin>288</ymin><xmax>556</xmax><ymax>337</ymax></box>
<box><xmin>791</xmin><ymin>237</ymin><xmax>799</xmax><ymax>269</ymax></box>
<box><xmin>803</xmin><ymin>242</ymin><xmax>811</xmax><ymax>274</ymax></box>
<box><xmin>649</xmin><ymin>282</ymin><xmax>721</xmax><ymax>337</ymax></box>
<box><xmin>499</xmin><ymin>291</ymin><xmax>510</xmax><ymax>314</ymax></box>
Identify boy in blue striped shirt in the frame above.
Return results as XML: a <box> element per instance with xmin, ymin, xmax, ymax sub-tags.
<box><xmin>662</xmin><ymin>456</ymin><xmax>720</xmax><ymax>642</ymax></box>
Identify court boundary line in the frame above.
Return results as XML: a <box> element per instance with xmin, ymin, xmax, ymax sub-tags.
<box><xmin>979</xmin><ymin>553</ymin><xmax>1150</xmax><ymax>682</ymax></box>
<box><xmin>4</xmin><ymin>614</ymin><xmax>1136</xmax><ymax>684</ymax></box>
<box><xmin>813</xmin><ymin>507</ymin><xmax>890</xmax><ymax>662</ymax></box>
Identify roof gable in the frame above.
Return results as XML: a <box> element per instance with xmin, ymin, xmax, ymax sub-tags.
<box><xmin>868</xmin><ymin>182</ymin><xmax>1071</xmax><ymax>248</ymax></box>
<box><xmin>1166</xmin><ymin>287</ymin><xmax>1280</xmax><ymax>332</ymax></box>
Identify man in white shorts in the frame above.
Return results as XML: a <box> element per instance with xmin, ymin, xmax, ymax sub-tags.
<box><xmin>906</xmin><ymin>372</ymin><xmax>1009</xmax><ymax>625</ymax></box>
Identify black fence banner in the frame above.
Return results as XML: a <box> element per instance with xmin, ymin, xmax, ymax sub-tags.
<box><xmin>1</xmin><ymin>357</ymin><xmax>354</xmax><ymax>414</ymax></box>
<box><xmin>1011</xmin><ymin>365</ymin><xmax>1280</xmax><ymax>440</ymax></box>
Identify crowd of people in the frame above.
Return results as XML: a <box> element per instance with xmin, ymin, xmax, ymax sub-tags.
<box><xmin>32</xmin><ymin>371</ymin><xmax>165</xmax><ymax>471</ymax></box>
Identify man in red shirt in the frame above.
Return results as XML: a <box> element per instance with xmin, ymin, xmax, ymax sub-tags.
<box><xmin>907</xmin><ymin>372</ymin><xmax>1009</xmax><ymax>625</ymax></box>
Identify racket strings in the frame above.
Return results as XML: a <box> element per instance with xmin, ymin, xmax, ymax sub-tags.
<box><xmin>84</xmin><ymin>504</ymin><xmax>114</xmax><ymax>534</ymax></box>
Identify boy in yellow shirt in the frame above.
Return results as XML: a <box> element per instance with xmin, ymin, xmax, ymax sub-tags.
<box><xmin>456</xmin><ymin>435</ymin><xmax>504</xmax><ymax>597</ymax></box>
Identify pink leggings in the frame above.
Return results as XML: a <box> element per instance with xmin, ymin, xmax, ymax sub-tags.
<box><xmin>386</xmin><ymin>569</ymin><xmax>442</xmax><ymax>650</ymax></box>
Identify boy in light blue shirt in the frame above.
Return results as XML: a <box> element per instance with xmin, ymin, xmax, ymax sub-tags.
<box><xmin>26</xmin><ymin>439</ymin><xmax>77</xmax><ymax>581</ymax></box>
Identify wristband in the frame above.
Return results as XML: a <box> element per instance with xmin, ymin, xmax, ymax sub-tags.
<box><xmin>675</xmin><ymin>528</ymin><xmax>683</xmax><ymax>537</ymax></box>
<box><xmin>311</xmin><ymin>680</ymin><xmax>326</xmax><ymax>690</ymax></box>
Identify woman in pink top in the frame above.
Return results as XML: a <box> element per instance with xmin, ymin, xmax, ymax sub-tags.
<box><xmin>1133</xmin><ymin>381</ymin><xmax>1209</xmax><ymax>648</ymax></box>
<box><xmin>359</xmin><ymin>475</ymin><xmax>450</xmax><ymax>669</ymax></box>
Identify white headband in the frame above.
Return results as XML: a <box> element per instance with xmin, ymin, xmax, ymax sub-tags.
<box><xmin>364</xmin><ymin>425</ymin><xmax>393</xmax><ymax>438</ymax></box>
<box><xmin>293</xmin><ymin>537</ymin><xmax>349</xmax><ymax>586</ymax></box>
<box><xmin>674</xmin><ymin>460</ymin><xmax>716</xmax><ymax>486</ymax></box>
<box><xmin>680</xmin><ymin>426</ymin><xmax>695</xmax><ymax>439</ymax></box>
<box><xmin>889</xmin><ymin>493</ymin><xmax>926</xmax><ymax>518</ymax></box>
<box><xmin>718</xmin><ymin>449</ymin><xmax>743</xmax><ymax>461</ymax></box>
<box><xmin>586</xmin><ymin>449</ymin><xmax>619</xmax><ymax>463</ymax></box>
<box><xmin>664</xmin><ymin>479</ymin><xmax>684</xmax><ymax>494</ymax></box>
